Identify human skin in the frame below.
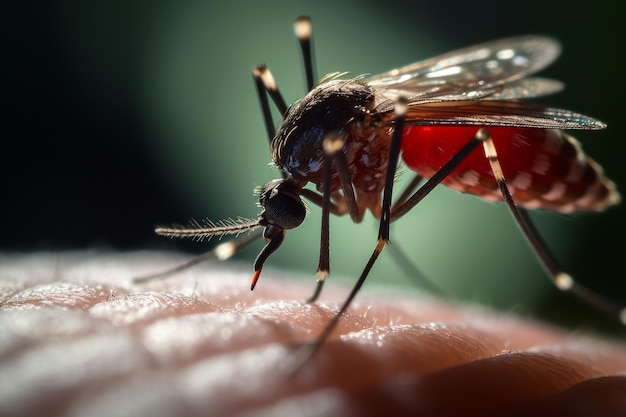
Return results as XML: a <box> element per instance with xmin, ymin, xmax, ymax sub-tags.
<box><xmin>1</xmin><ymin>251</ymin><xmax>625</xmax><ymax>417</ymax></box>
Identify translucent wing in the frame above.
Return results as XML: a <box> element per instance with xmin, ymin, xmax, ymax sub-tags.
<box><xmin>367</xmin><ymin>35</ymin><xmax>563</xmax><ymax>103</ymax></box>
<box><xmin>378</xmin><ymin>100</ymin><xmax>606</xmax><ymax>130</ymax></box>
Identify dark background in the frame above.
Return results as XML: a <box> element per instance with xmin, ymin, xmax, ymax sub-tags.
<box><xmin>3</xmin><ymin>1</ymin><xmax>625</xmax><ymax>334</ymax></box>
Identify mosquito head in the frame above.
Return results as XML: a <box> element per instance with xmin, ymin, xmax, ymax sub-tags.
<box><xmin>247</xmin><ymin>178</ymin><xmax>306</xmax><ymax>290</ymax></box>
<box><xmin>259</xmin><ymin>178</ymin><xmax>306</xmax><ymax>230</ymax></box>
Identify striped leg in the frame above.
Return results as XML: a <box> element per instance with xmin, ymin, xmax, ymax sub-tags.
<box><xmin>481</xmin><ymin>131</ymin><xmax>626</xmax><ymax>324</ymax></box>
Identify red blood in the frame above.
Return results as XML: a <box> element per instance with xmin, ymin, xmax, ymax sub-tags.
<box><xmin>400</xmin><ymin>126</ymin><xmax>607</xmax><ymax>212</ymax></box>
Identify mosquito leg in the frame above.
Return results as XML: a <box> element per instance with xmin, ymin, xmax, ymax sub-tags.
<box><xmin>289</xmin><ymin>106</ymin><xmax>489</xmax><ymax>370</ymax></box>
<box><xmin>481</xmin><ymin>133</ymin><xmax>626</xmax><ymax>324</ymax></box>
<box><xmin>307</xmin><ymin>133</ymin><xmax>365</xmax><ymax>303</ymax></box>
<box><xmin>253</xmin><ymin>66</ymin><xmax>277</xmax><ymax>143</ymax></box>
<box><xmin>252</xmin><ymin>65</ymin><xmax>288</xmax><ymax>119</ymax></box>
<box><xmin>323</xmin><ymin>133</ymin><xmax>362</xmax><ymax>223</ymax></box>
<box><xmin>366</xmin><ymin>128</ymin><xmax>489</xmax><ymax>300</ymax></box>
<box><xmin>133</xmin><ymin>231</ymin><xmax>263</xmax><ymax>284</ymax></box>
<box><xmin>391</xmin><ymin>174</ymin><xmax>423</xmax><ymax>213</ymax></box>
<box><xmin>286</xmin><ymin>101</ymin><xmax>410</xmax><ymax>371</ymax></box>
<box><xmin>307</xmin><ymin>130</ymin><xmax>368</xmax><ymax>302</ymax></box>
<box><xmin>300</xmin><ymin>189</ymin><xmax>347</xmax><ymax>215</ymax></box>
<box><xmin>307</xmin><ymin>149</ymin><xmax>333</xmax><ymax>303</ymax></box>
<box><xmin>390</xmin><ymin>129</ymin><xmax>488</xmax><ymax>222</ymax></box>
<box><xmin>294</xmin><ymin>16</ymin><xmax>316</xmax><ymax>92</ymax></box>
<box><xmin>343</xmin><ymin>170</ymin><xmax>435</xmax><ymax>293</ymax></box>
<box><xmin>385</xmin><ymin>241</ymin><xmax>448</xmax><ymax>297</ymax></box>
<box><xmin>384</xmin><ymin>173</ymin><xmax>447</xmax><ymax>295</ymax></box>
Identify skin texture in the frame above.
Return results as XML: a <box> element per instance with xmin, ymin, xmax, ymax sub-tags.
<box><xmin>1</xmin><ymin>251</ymin><xmax>625</xmax><ymax>417</ymax></box>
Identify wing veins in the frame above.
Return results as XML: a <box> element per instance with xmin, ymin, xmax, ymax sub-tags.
<box><xmin>379</xmin><ymin>100</ymin><xmax>606</xmax><ymax>130</ymax></box>
<box><xmin>367</xmin><ymin>36</ymin><xmax>561</xmax><ymax>102</ymax></box>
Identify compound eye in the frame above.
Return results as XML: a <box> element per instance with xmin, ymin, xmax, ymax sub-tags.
<box><xmin>259</xmin><ymin>179</ymin><xmax>306</xmax><ymax>230</ymax></box>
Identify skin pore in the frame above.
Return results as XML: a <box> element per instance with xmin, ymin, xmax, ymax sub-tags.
<box><xmin>1</xmin><ymin>251</ymin><xmax>625</xmax><ymax>417</ymax></box>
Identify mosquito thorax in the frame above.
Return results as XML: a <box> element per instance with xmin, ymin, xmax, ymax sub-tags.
<box><xmin>259</xmin><ymin>178</ymin><xmax>306</xmax><ymax>230</ymax></box>
<box><xmin>271</xmin><ymin>79</ymin><xmax>375</xmax><ymax>182</ymax></box>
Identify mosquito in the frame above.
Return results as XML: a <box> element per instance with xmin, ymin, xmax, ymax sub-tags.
<box><xmin>139</xmin><ymin>16</ymin><xmax>622</xmax><ymax>360</ymax></box>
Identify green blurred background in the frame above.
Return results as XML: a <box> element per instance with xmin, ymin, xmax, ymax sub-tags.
<box><xmin>3</xmin><ymin>1</ymin><xmax>625</xmax><ymax>334</ymax></box>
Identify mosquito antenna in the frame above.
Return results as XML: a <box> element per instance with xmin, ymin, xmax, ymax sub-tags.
<box><xmin>294</xmin><ymin>16</ymin><xmax>316</xmax><ymax>91</ymax></box>
<box><xmin>154</xmin><ymin>217</ymin><xmax>263</xmax><ymax>242</ymax></box>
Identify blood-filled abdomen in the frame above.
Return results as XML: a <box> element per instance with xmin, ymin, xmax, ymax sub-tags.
<box><xmin>400</xmin><ymin>126</ymin><xmax>619</xmax><ymax>212</ymax></box>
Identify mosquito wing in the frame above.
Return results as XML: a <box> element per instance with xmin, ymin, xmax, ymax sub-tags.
<box><xmin>367</xmin><ymin>35</ymin><xmax>563</xmax><ymax>103</ymax></box>
<box><xmin>378</xmin><ymin>100</ymin><xmax>606</xmax><ymax>131</ymax></box>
